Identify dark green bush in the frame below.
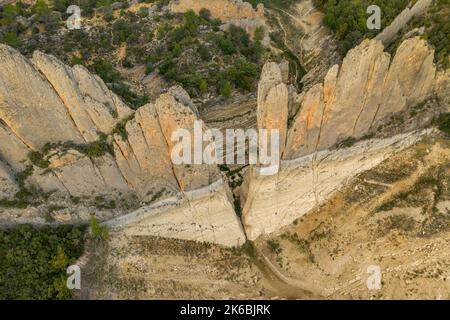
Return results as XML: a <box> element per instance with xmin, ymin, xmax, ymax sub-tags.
<box><xmin>314</xmin><ymin>0</ymin><xmax>410</xmax><ymax>55</ymax></box>
<box><xmin>29</xmin><ymin>151</ymin><xmax>50</xmax><ymax>169</ymax></box>
<box><xmin>0</xmin><ymin>224</ymin><xmax>86</xmax><ymax>300</ymax></box>
<box><xmin>435</xmin><ymin>113</ymin><xmax>450</xmax><ymax>135</ymax></box>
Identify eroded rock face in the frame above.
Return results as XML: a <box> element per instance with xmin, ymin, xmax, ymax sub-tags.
<box><xmin>0</xmin><ymin>44</ymin><xmax>85</xmax><ymax>150</ymax></box>
<box><xmin>154</xmin><ymin>87</ymin><xmax>221</xmax><ymax>191</ymax></box>
<box><xmin>257</xmin><ymin>62</ymin><xmax>289</xmax><ymax>156</ymax></box>
<box><xmin>243</xmin><ymin>36</ymin><xmax>448</xmax><ymax>240</ymax></box>
<box><xmin>105</xmin><ymin>180</ymin><xmax>246</xmax><ymax>247</ymax></box>
<box><xmin>243</xmin><ymin>130</ymin><xmax>429</xmax><ymax>240</ymax></box>
<box><xmin>375</xmin><ymin>0</ymin><xmax>433</xmax><ymax>46</ymax></box>
<box><xmin>284</xmin><ymin>37</ymin><xmax>438</xmax><ymax>159</ymax></box>
<box><xmin>0</xmin><ymin>44</ymin><xmax>221</xmax><ymax>199</ymax></box>
<box><xmin>32</xmin><ymin>51</ymin><xmax>133</xmax><ymax>142</ymax></box>
<box><xmin>0</xmin><ymin>44</ymin><xmax>246</xmax><ymax>246</ymax></box>
<box><xmin>169</xmin><ymin>0</ymin><xmax>269</xmax><ymax>45</ymax></box>
<box><xmin>169</xmin><ymin>0</ymin><xmax>264</xmax><ymax>21</ymax></box>
<box><xmin>435</xmin><ymin>69</ymin><xmax>450</xmax><ymax>113</ymax></box>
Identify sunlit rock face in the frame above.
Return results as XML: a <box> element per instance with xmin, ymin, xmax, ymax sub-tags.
<box><xmin>284</xmin><ymin>37</ymin><xmax>436</xmax><ymax>159</ymax></box>
<box><xmin>242</xmin><ymin>36</ymin><xmax>446</xmax><ymax>240</ymax></box>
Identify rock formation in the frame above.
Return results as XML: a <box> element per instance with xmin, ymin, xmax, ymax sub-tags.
<box><xmin>0</xmin><ymin>44</ymin><xmax>245</xmax><ymax>246</ymax></box>
<box><xmin>243</xmin><ymin>130</ymin><xmax>429</xmax><ymax>240</ymax></box>
<box><xmin>243</xmin><ymin>36</ymin><xmax>448</xmax><ymax>240</ymax></box>
<box><xmin>169</xmin><ymin>0</ymin><xmax>264</xmax><ymax>21</ymax></box>
<box><xmin>375</xmin><ymin>0</ymin><xmax>433</xmax><ymax>46</ymax></box>
<box><xmin>169</xmin><ymin>0</ymin><xmax>270</xmax><ymax>45</ymax></box>
<box><xmin>0</xmin><ymin>32</ymin><xmax>448</xmax><ymax>246</ymax></box>
<box><xmin>284</xmin><ymin>37</ymin><xmax>437</xmax><ymax>159</ymax></box>
<box><xmin>257</xmin><ymin>62</ymin><xmax>289</xmax><ymax>156</ymax></box>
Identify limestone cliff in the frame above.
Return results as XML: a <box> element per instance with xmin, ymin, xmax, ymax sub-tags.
<box><xmin>243</xmin><ymin>36</ymin><xmax>448</xmax><ymax>240</ymax></box>
<box><xmin>169</xmin><ymin>0</ymin><xmax>264</xmax><ymax>22</ymax></box>
<box><xmin>169</xmin><ymin>0</ymin><xmax>270</xmax><ymax>45</ymax></box>
<box><xmin>0</xmin><ymin>45</ymin><xmax>222</xmax><ymax>215</ymax></box>
<box><xmin>375</xmin><ymin>0</ymin><xmax>433</xmax><ymax>46</ymax></box>
<box><xmin>284</xmin><ymin>37</ymin><xmax>439</xmax><ymax>159</ymax></box>
<box><xmin>257</xmin><ymin>62</ymin><xmax>289</xmax><ymax>156</ymax></box>
<box><xmin>0</xmin><ymin>33</ymin><xmax>448</xmax><ymax>247</ymax></box>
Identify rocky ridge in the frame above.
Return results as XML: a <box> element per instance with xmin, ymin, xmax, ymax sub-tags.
<box><xmin>242</xmin><ymin>36</ymin><xmax>449</xmax><ymax>240</ymax></box>
<box><xmin>0</xmin><ymin>33</ymin><xmax>449</xmax><ymax>246</ymax></box>
<box><xmin>169</xmin><ymin>0</ymin><xmax>270</xmax><ymax>45</ymax></box>
<box><xmin>0</xmin><ymin>44</ymin><xmax>230</xmax><ymax>232</ymax></box>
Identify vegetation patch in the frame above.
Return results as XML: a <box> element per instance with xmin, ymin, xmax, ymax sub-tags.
<box><xmin>313</xmin><ymin>0</ymin><xmax>411</xmax><ymax>55</ymax></box>
<box><xmin>281</xmin><ymin>232</ymin><xmax>315</xmax><ymax>263</ymax></box>
<box><xmin>89</xmin><ymin>215</ymin><xmax>109</xmax><ymax>239</ymax></box>
<box><xmin>0</xmin><ymin>224</ymin><xmax>86</xmax><ymax>299</ymax></box>
<box><xmin>266</xmin><ymin>239</ymin><xmax>282</xmax><ymax>254</ymax></box>
<box><xmin>434</xmin><ymin>112</ymin><xmax>450</xmax><ymax>135</ymax></box>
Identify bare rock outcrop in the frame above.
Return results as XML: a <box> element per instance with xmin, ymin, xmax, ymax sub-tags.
<box><xmin>257</xmin><ymin>62</ymin><xmax>289</xmax><ymax>156</ymax></box>
<box><xmin>0</xmin><ymin>44</ymin><xmax>246</xmax><ymax>246</ymax></box>
<box><xmin>105</xmin><ymin>180</ymin><xmax>246</xmax><ymax>247</ymax></box>
<box><xmin>0</xmin><ymin>160</ymin><xmax>18</xmax><ymax>198</ymax></box>
<box><xmin>32</xmin><ymin>51</ymin><xmax>133</xmax><ymax>142</ymax></box>
<box><xmin>435</xmin><ymin>69</ymin><xmax>450</xmax><ymax>112</ymax></box>
<box><xmin>0</xmin><ymin>44</ymin><xmax>85</xmax><ymax>150</ymax></box>
<box><xmin>243</xmin><ymin>130</ymin><xmax>429</xmax><ymax>240</ymax></box>
<box><xmin>169</xmin><ymin>0</ymin><xmax>264</xmax><ymax>21</ymax></box>
<box><xmin>169</xmin><ymin>0</ymin><xmax>270</xmax><ymax>45</ymax></box>
<box><xmin>284</xmin><ymin>37</ymin><xmax>438</xmax><ymax>159</ymax></box>
<box><xmin>154</xmin><ymin>86</ymin><xmax>221</xmax><ymax>191</ymax></box>
<box><xmin>375</xmin><ymin>0</ymin><xmax>433</xmax><ymax>46</ymax></box>
<box><xmin>243</xmin><ymin>36</ymin><xmax>448</xmax><ymax>240</ymax></box>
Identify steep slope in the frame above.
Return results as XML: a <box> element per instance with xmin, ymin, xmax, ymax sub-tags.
<box><xmin>285</xmin><ymin>37</ymin><xmax>438</xmax><ymax>159</ymax></box>
<box><xmin>243</xmin><ymin>36</ymin><xmax>449</xmax><ymax>240</ymax></box>
<box><xmin>0</xmin><ymin>44</ymin><xmax>244</xmax><ymax>246</ymax></box>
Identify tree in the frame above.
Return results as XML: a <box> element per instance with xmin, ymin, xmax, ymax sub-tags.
<box><xmin>198</xmin><ymin>79</ymin><xmax>208</xmax><ymax>93</ymax></box>
<box><xmin>0</xmin><ymin>224</ymin><xmax>86</xmax><ymax>300</ymax></box>
<box><xmin>89</xmin><ymin>215</ymin><xmax>109</xmax><ymax>239</ymax></box>
<box><xmin>1</xmin><ymin>4</ymin><xmax>19</xmax><ymax>24</ymax></box>
<box><xmin>1</xmin><ymin>32</ymin><xmax>21</xmax><ymax>48</ymax></box>
<box><xmin>220</xmin><ymin>81</ymin><xmax>233</xmax><ymax>98</ymax></box>
<box><xmin>199</xmin><ymin>8</ymin><xmax>211</xmax><ymax>21</ymax></box>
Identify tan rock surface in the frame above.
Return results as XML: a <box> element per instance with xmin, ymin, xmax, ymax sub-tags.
<box><xmin>284</xmin><ymin>37</ymin><xmax>440</xmax><ymax>158</ymax></box>
<box><xmin>154</xmin><ymin>87</ymin><xmax>220</xmax><ymax>191</ymax></box>
<box><xmin>105</xmin><ymin>180</ymin><xmax>246</xmax><ymax>247</ymax></box>
<box><xmin>243</xmin><ymin>130</ymin><xmax>429</xmax><ymax>240</ymax></box>
<box><xmin>257</xmin><ymin>62</ymin><xmax>289</xmax><ymax>156</ymax></box>
<box><xmin>169</xmin><ymin>0</ymin><xmax>264</xmax><ymax>22</ymax></box>
<box><xmin>0</xmin><ymin>44</ymin><xmax>84</xmax><ymax>149</ymax></box>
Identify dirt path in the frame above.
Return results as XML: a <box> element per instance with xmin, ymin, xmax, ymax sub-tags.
<box><xmin>255</xmin><ymin>252</ymin><xmax>322</xmax><ymax>299</ymax></box>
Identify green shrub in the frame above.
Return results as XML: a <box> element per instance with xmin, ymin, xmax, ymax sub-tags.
<box><xmin>242</xmin><ymin>240</ymin><xmax>258</xmax><ymax>259</ymax></box>
<box><xmin>198</xmin><ymin>78</ymin><xmax>208</xmax><ymax>93</ymax></box>
<box><xmin>267</xmin><ymin>239</ymin><xmax>282</xmax><ymax>254</ymax></box>
<box><xmin>1</xmin><ymin>4</ymin><xmax>20</xmax><ymax>24</ymax></box>
<box><xmin>197</xmin><ymin>45</ymin><xmax>211</xmax><ymax>61</ymax></box>
<box><xmin>93</xmin><ymin>59</ymin><xmax>122</xmax><ymax>84</ymax></box>
<box><xmin>79</xmin><ymin>134</ymin><xmax>114</xmax><ymax>158</ymax></box>
<box><xmin>314</xmin><ymin>0</ymin><xmax>410</xmax><ymax>55</ymax></box>
<box><xmin>199</xmin><ymin>8</ymin><xmax>212</xmax><ymax>21</ymax></box>
<box><xmin>51</xmin><ymin>0</ymin><xmax>71</xmax><ymax>13</ymax></box>
<box><xmin>71</xmin><ymin>55</ymin><xmax>84</xmax><ymax>66</ymax></box>
<box><xmin>254</xmin><ymin>26</ymin><xmax>265</xmax><ymax>42</ymax></box>
<box><xmin>0</xmin><ymin>224</ymin><xmax>86</xmax><ymax>299</ymax></box>
<box><xmin>227</xmin><ymin>59</ymin><xmax>260</xmax><ymax>91</ymax></box>
<box><xmin>29</xmin><ymin>151</ymin><xmax>50</xmax><ymax>169</ymax></box>
<box><xmin>219</xmin><ymin>80</ymin><xmax>233</xmax><ymax>98</ymax></box>
<box><xmin>435</xmin><ymin>113</ymin><xmax>450</xmax><ymax>135</ymax></box>
<box><xmin>1</xmin><ymin>32</ymin><xmax>21</xmax><ymax>48</ymax></box>
<box><xmin>216</xmin><ymin>35</ymin><xmax>237</xmax><ymax>55</ymax></box>
<box><xmin>89</xmin><ymin>215</ymin><xmax>109</xmax><ymax>239</ymax></box>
